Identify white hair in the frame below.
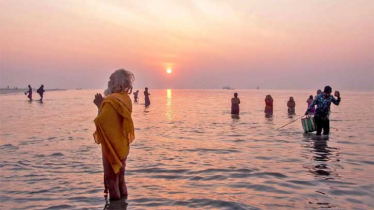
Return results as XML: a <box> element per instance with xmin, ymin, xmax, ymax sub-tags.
<box><xmin>104</xmin><ymin>69</ymin><xmax>134</xmax><ymax>96</ymax></box>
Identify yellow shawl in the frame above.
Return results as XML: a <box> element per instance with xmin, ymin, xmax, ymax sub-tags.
<box><xmin>93</xmin><ymin>92</ymin><xmax>135</xmax><ymax>174</ymax></box>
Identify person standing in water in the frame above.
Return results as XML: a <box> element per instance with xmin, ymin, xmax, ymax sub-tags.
<box><xmin>306</xmin><ymin>95</ymin><xmax>315</xmax><ymax>115</ymax></box>
<box><xmin>315</xmin><ymin>89</ymin><xmax>322</xmax><ymax>98</ymax></box>
<box><xmin>308</xmin><ymin>89</ymin><xmax>322</xmax><ymax>114</ymax></box>
<box><xmin>144</xmin><ymin>87</ymin><xmax>150</xmax><ymax>107</ymax></box>
<box><xmin>231</xmin><ymin>92</ymin><xmax>240</xmax><ymax>114</ymax></box>
<box><xmin>287</xmin><ymin>96</ymin><xmax>296</xmax><ymax>114</ymax></box>
<box><xmin>264</xmin><ymin>95</ymin><xmax>274</xmax><ymax>115</ymax></box>
<box><xmin>133</xmin><ymin>90</ymin><xmax>139</xmax><ymax>103</ymax></box>
<box><xmin>93</xmin><ymin>69</ymin><xmax>135</xmax><ymax>200</ymax></box>
<box><xmin>25</xmin><ymin>85</ymin><xmax>32</xmax><ymax>101</ymax></box>
<box><xmin>37</xmin><ymin>85</ymin><xmax>45</xmax><ymax>102</ymax></box>
<box><xmin>305</xmin><ymin>86</ymin><xmax>341</xmax><ymax>135</ymax></box>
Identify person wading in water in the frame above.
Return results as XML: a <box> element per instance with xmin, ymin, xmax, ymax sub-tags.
<box><xmin>305</xmin><ymin>86</ymin><xmax>341</xmax><ymax>135</ymax></box>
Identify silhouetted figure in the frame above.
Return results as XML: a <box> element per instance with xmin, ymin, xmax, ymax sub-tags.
<box><xmin>37</xmin><ymin>85</ymin><xmax>45</xmax><ymax>102</ymax></box>
<box><xmin>144</xmin><ymin>87</ymin><xmax>150</xmax><ymax>107</ymax></box>
<box><xmin>264</xmin><ymin>95</ymin><xmax>273</xmax><ymax>115</ymax></box>
<box><xmin>25</xmin><ymin>85</ymin><xmax>32</xmax><ymax>101</ymax></box>
<box><xmin>306</xmin><ymin>86</ymin><xmax>341</xmax><ymax>135</ymax></box>
<box><xmin>287</xmin><ymin>96</ymin><xmax>296</xmax><ymax>114</ymax></box>
<box><xmin>231</xmin><ymin>92</ymin><xmax>240</xmax><ymax>114</ymax></box>
<box><xmin>306</xmin><ymin>95</ymin><xmax>315</xmax><ymax>115</ymax></box>
<box><xmin>133</xmin><ymin>90</ymin><xmax>139</xmax><ymax>103</ymax></box>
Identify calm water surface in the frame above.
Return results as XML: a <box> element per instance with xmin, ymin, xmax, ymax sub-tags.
<box><xmin>1</xmin><ymin>89</ymin><xmax>373</xmax><ymax>209</ymax></box>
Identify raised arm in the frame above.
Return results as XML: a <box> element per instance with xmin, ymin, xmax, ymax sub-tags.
<box><xmin>331</xmin><ymin>96</ymin><xmax>341</xmax><ymax>106</ymax></box>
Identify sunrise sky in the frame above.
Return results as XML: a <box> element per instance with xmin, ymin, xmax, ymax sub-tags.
<box><xmin>1</xmin><ymin>0</ymin><xmax>373</xmax><ymax>90</ymax></box>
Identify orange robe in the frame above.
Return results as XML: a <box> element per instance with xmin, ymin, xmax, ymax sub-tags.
<box><xmin>94</xmin><ymin>92</ymin><xmax>135</xmax><ymax>174</ymax></box>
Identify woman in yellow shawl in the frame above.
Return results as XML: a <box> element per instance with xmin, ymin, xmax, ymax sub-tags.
<box><xmin>93</xmin><ymin>69</ymin><xmax>135</xmax><ymax>200</ymax></box>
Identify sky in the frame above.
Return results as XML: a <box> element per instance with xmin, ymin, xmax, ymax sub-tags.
<box><xmin>1</xmin><ymin>0</ymin><xmax>373</xmax><ymax>90</ymax></box>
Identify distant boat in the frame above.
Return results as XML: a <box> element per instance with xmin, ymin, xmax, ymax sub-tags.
<box><xmin>76</xmin><ymin>88</ymin><xmax>83</xmax><ymax>90</ymax></box>
<box><xmin>257</xmin><ymin>86</ymin><xmax>260</xmax><ymax>89</ymax></box>
<box><xmin>222</xmin><ymin>86</ymin><xmax>234</xmax><ymax>90</ymax></box>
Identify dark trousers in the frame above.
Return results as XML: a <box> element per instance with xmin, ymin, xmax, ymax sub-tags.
<box><xmin>315</xmin><ymin>117</ymin><xmax>330</xmax><ymax>135</ymax></box>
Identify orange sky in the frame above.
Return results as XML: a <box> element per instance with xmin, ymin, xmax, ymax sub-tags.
<box><xmin>1</xmin><ymin>0</ymin><xmax>373</xmax><ymax>90</ymax></box>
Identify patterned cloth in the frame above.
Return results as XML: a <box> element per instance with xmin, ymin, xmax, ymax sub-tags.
<box><xmin>307</xmin><ymin>94</ymin><xmax>340</xmax><ymax>119</ymax></box>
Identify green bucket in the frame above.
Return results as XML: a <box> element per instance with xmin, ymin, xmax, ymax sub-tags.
<box><xmin>301</xmin><ymin>116</ymin><xmax>316</xmax><ymax>133</ymax></box>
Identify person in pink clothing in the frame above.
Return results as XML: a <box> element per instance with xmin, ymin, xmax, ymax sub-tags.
<box><xmin>306</xmin><ymin>95</ymin><xmax>315</xmax><ymax>115</ymax></box>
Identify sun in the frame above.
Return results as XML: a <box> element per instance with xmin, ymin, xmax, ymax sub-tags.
<box><xmin>166</xmin><ymin>69</ymin><xmax>172</xmax><ymax>74</ymax></box>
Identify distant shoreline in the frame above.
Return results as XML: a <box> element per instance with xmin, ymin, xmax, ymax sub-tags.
<box><xmin>0</xmin><ymin>89</ymin><xmax>66</xmax><ymax>95</ymax></box>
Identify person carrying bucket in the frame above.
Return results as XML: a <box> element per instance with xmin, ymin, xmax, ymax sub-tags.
<box><xmin>305</xmin><ymin>86</ymin><xmax>341</xmax><ymax>135</ymax></box>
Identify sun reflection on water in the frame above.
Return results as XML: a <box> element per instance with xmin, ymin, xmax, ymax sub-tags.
<box><xmin>166</xmin><ymin>89</ymin><xmax>173</xmax><ymax>120</ymax></box>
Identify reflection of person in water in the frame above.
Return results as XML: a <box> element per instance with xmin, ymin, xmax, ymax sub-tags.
<box><xmin>133</xmin><ymin>90</ymin><xmax>139</xmax><ymax>103</ymax></box>
<box><xmin>103</xmin><ymin>196</ymin><xmax>128</xmax><ymax>210</ymax></box>
<box><xmin>25</xmin><ymin>85</ymin><xmax>32</xmax><ymax>101</ymax></box>
<box><xmin>312</xmin><ymin>139</ymin><xmax>332</xmax><ymax>176</ymax></box>
<box><xmin>37</xmin><ymin>85</ymin><xmax>45</xmax><ymax>102</ymax></box>
<box><xmin>144</xmin><ymin>87</ymin><xmax>150</xmax><ymax>107</ymax></box>
<box><xmin>302</xmin><ymin>136</ymin><xmax>340</xmax><ymax>179</ymax></box>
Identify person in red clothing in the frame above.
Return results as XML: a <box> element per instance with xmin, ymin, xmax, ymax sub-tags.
<box><xmin>264</xmin><ymin>95</ymin><xmax>273</xmax><ymax>115</ymax></box>
<box><xmin>231</xmin><ymin>92</ymin><xmax>241</xmax><ymax>114</ymax></box>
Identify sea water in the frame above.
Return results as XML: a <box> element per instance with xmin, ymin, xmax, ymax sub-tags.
<box><xmin>1</xmin><ymin>89</ymin><xmax>373</xmax><ymax>209</ymax></box>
